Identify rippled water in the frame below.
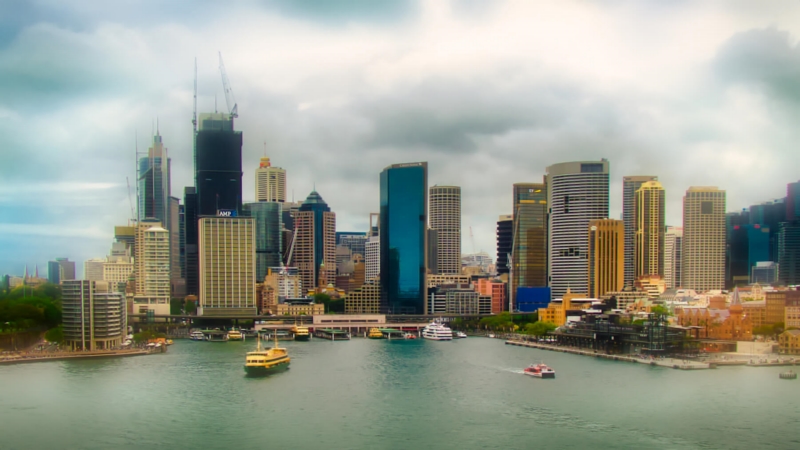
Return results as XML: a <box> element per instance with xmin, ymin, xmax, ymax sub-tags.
<box><xmin>1</xmin><ymin>338</ymin><xmax>799</xmax><ymax>449</ymax></box>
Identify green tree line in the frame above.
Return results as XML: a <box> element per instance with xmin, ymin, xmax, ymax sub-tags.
<box><xmin>0</xmin><ymin>284</ymin><xmax>62</xmax><ymax>333</ymax></box>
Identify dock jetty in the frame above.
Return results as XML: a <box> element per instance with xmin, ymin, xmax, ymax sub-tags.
<box><xmin>0</xmin><ymin>348</ymin><xmax>152</xmax><ymax>366</ymax></box>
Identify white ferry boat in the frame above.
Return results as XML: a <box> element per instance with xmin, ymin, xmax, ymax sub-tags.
<box><xmin>190</xmin><ymin>330</ymin><xmax>205</xmax><ymax>341</ymax></box>
<box><xmin>422</xmin><ymin>320</ymin><xmax>453</xmax><ymax>341</ymax></box>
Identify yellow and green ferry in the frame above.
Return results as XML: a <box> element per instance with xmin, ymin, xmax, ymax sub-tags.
<box><xmin>244</xmin><ymin>333</ymin><xmax>290</xmax><ymax>376</ymax></box>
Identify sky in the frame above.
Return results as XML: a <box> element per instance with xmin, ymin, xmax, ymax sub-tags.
<box><xmin>2</xmin><ymin>0</ymin><xmax>800</xmax><ymax>277</ymax></box>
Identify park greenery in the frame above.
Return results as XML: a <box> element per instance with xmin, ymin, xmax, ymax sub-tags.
<box><xmin>0</xmin><ymin>283</ymin><xmax>62</xmax><ymax>333</ymax></box>
<box><xmin>311</xmin><ymin>293</ymin><xmax>344</xmax><ymax>314</ymax></box>
<box><xmin>753</xmin><ymin>322</ymin><xmax>785</xmax><ymax>339</ymax></box>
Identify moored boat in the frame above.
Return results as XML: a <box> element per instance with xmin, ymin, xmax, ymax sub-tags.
<box><xmin>524</xmin><ymin>363</ymin><xmax>555</xmax><ymax>379</ymax></box>
<box><xmin>244</xmin><ymin>333</ymin><xmax>290</xmax><ymax>376</ymax></box>
<box><xmin>368</xmin><ymin>328</ymin><xmax>384</xmax><ymax>339</ymax></box>
<box><xmin>190</xmin><ymin>330</ymin><xmax>205</xmax><ymax>341</ymax></box>
<box><xmin>291</xmin><ymin>324</ymin><xmax>311</xmax><ymax>341</ymax></box>
<box><xmin>422</xmin><ymin>320</ymin><xmax>453</xmax><ymax>341</ymax></box>
<box><xmin>228</xmin><ymin>329</ymin><xmax>244</xmax><ymax>341</ymax></box>
<box><xmin>404</xmin><ymin>333</ymin><xmax>418</xmax><ymax>340</ymax></box>
<box><xmin>454</xmin><ymin>331</ymin><xmax>467</xmax><ymax>339</ymax></box>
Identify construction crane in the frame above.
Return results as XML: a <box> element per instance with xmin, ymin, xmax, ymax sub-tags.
<box><xmin>126</xmin><ymin>176</ymin><xmax>135</xmax><ymax>224</ymax></box>
<box><xmin>218</xmin><ymin>52</ymin><xmax>238</xmax><ymax>119</ymax></box>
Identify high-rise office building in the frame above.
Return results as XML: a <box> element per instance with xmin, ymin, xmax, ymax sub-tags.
<box><xmin>134</xmin><ymin>219</ymin><xmax>162</xmax><ymax>295</ymax></box>
<box><xmin>168</xmin><ymin>196</ymin><xmax>181</xmax><ymax>282</ymax></box>
<box><xmin>778</xmin><ymin>220</ymin><xmax>800</xmax><ymax>285</ymax></box>
<box><xmin>140</xmin><ymin>225</ymin><xmax>171</xmax><ymax>298</ymax></box>
<box><xmin>788</xmin><ymin>181</ymin><xmax>800</xmax><ymax>221</ymax></box>
<box><xmin>365</xmin><ymin>236</ymin><xmax>380</xmax><ymax>282</ymax></box>
<box><xmin>138</xmin><ymin>132</ymin><xmax>171</xmax><ymax>227</ymax></box>
<box><xmin>290</xmin><ymin>191</ymin><xmax>336</xmax><ymax>292</ymax></box>
<box><xmin>634</xmin><ymin>180</ymin><xmax>665</xmax><ymax>279</ymax></box>
<box><xmin>664</xmin><ymin>226</ymin><xmax>683</xmax><ymax>289</ymax></box>
<box><xmin>195</xmin><ymin>113</ymin><xmax>243</xmax><ymax>216</ymax></box>
<box><xmin>62</xmin><ymin>280</ymin><xmax>125</xmax><ymax>351</ymax></box>
<box><xmin>511</xmin><ymin>183</ymin><xmax>548</xmax><ymax>297</ymax></box>
<box><xmin>587</xmin><ymin>219</ymin><xmax>624</xmax><ymax>298</ymax></box>
<box><xmin>244</xmin><ymin>202</ymin><xmax>283</xmax><ymax>281</ymax></box>
<box><xmin>496</xmin><ymin>214</ymin><xmax>512</xmax><ymax>275</ymax></box>
<box><xmin>83</xmin><ymin>259</ymin><xmax>105</xmax><ymax>282</ymax></box>
<box><xmin>255</xmin><ymin>157</ymin><xmax>286</xmax><ymax>202</ymax></box>
<box><xmin>380</xmin><ymin>162</ymin><xmax>428</xmax><ymax>314</ymax></box>
<box><xmin>682</xmin><ymin>187</ymin><xmax>726</xmax><ymax>291</ymax></box>
<box><xmin>183</xmin><ymin>187</ymin><xmax>198</xmax><ymax>295</ymax></box>
<box><xmin>336</xmin><ymin>233</ymin><xmax>368</xmax><ymax>258</ymax></box>
<box><xmin>749</xmin><ymin>198</ymin><xmax>786</xmax><ymax>263</ymax></box>
<box><xmin>547</xmin><ymin>160</ymin><xmax>610</xmax><ymax>299</ymax></box>
<box><xmin>178</xmin><ymin>203</ymin><xmax>186</xmax><ymax>278</ymax></box>
<box><xmin>198</xmin><ymin>217</ymin><xmax>256</xmax><ymax>316</ymax></box>
<box><xmin>623</xmin><ymin>176</ymin><xmax>658</xmax><ymax>288</ymax></box>
<box><xmin>114</xmin><ymin>226</ymin><xmax>135</xmax><ymax>256</ymax></box>
<box><xmin>429</xmin><ymin>185</ymin><xmax>461</xmax><ymax>275</ymax></box>
<box><xmin>48</xmin><ymin>257</ymin><xmax>76</xmax><ymax>284</ymax></box>
<box><xmin>427</xmin><ymin>229</ymin><xmax>439</xmax><ymax>275</ymax></box>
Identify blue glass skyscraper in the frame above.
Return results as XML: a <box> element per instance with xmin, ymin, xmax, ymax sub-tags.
<box><xmin>380</xmin><ymin>162</ymin><xmax>428</xmax><ymax>314</ymax></box>
<box><xmin>245</xmin><ymin>202</ymin><xmax>283</xmax><ymax>281</ymax></box>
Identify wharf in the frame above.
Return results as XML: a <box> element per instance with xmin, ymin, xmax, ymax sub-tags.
<box><xmin>747</xmin><ymin>359</ymin><xmax>798</xmax><ymax>367</ymax></box>
<box><xmin>315</xmin><ymin>329</ymin><xmax>350</xmax><ymax>341</ymax></box>
<box><xmin>505</xmin><ymin>340</ymin><xmax>712</xmax><ymax>370</ymax></box>
<box><xmin>0</xmin><ymin>349</ymin><xmax>150</xmax><ymax>365</ymax></box>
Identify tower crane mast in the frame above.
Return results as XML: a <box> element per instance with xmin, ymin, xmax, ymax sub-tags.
<box><xmin>218</xmin><ymin>52</ymin><xmax>238</xmax><ymax>119</ymax></box>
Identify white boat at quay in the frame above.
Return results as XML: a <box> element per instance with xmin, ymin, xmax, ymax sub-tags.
<box><xmin>422</xmin><ymin>320</ymin><xmax>453</xmax><ymax>341</ymax></box>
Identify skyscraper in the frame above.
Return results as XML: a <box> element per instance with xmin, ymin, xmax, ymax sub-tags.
<box><xmin>244</xmin><ymin>202</ymin><xmax>283</xmax><ymax>281</ymax></box>
<box><xmin>787</xmin><ymin>181</ymin><xmax>800</xmax><ymax>221</ymax></box>
<box><xmin>496</xmin><ymin>214</ymin><xmax>512</xmax><ymax>275</ymax></box>
<box><xmin>198</xmin><ymin>216</ymin><xmax>256</xmax><ymax>316</ymax></box>
<box><xmin>138</xmin><ymin>132</ymin><xmax>171</xmax><ymax>226</ymax></box>
<box><xmin>380</xmin><ymin>162</ymin><xmax>428</xmax><ymax>314</ymax></box>
<box><xmin>183</xmin><ymin>187</ymin><xmax>198</xmax><ymax>295</ymax></box>
<box><xmin>588</xmin><ymin>219</ymin><xmax>624</xmax><ymax>298</ymax></box>
<box><xmin>682</xmin><ymin>187</ymin><xmax>726</xmax><ymax>291</ymax></box>
<box><xmin>48</xmin><ymin>257</ymin><xmax>76</xmax><ymax>284</ymax></box>
<box><xmin>634</xmin><ymin>180</ymin><xmax>665</xmax><ymax>279</ymax></box>
<box><xmin>429</xmin><ymin>185</ymin><xmax>461</xmax><ymax>275</ymax></box>
<box><xmin>511</xmin><ymin>183</ymin><xmax>548</xmax><ymax>297</ymax></box>
<box><xmin>61</xmin><ymin>280</ymin><xmax>125</xmax><ymax>351</ymax></box>
<box><xmin>365</xmin><ymin>235</ymin><xmax>380</xmax><ymax>282</ymax></box>
<box><xmin>546</xmin><ymin>160</ymin><xmax>610</xmax><ymax>299</ymax></box>
<box><xmin>168</xmin><ymin>196</ymin><xmax>181</xmax><ymax>285</ymax></box>
<box><xmin>255</xmin><ymin>157</ymin><xmax>286</xmax><ymax>202</ymax></box>
<box><xmin>778</xmin><ymin>220</ymin><xmax>800</xmax><ymax>285</ymax></box>
<box><xmin>623</xmin><ymin>176</ymin><xmax>658</xmax><ymax>288</ymax></box>
<box><xmin>664</xmin><ymin>226</ymin><xmax>683</xmax><ymax>289</ymax></box>
<box><xmin>290</xmin><ymin>191</ymin><xmax>336</xmax><ymax>292</ymax></box>
<box><xmin>195</xmin><ymin>113</ymin><xmax>243</xmax><ymax>216</ymax></box>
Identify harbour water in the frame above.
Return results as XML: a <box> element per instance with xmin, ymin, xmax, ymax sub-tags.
<box><xmin>1</xmin><ymin>338</ymin><xmax>798</xmax><ymax>449</ymax></box>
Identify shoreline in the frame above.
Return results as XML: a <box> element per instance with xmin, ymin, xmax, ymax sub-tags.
<box><xmin>0</xmin><ymin>349</ymin><xmax>151</xmax><ymax>365</ymax></box>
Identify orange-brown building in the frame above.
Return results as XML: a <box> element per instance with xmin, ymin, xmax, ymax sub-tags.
<box><xmin>778</xmin><ymin>330</ymin><xmax>800</xmax><ymax>355</ymax></box>
<box><xmin>676</xmin><ymin>287</ymin><xmax>752</xmax><ymax>341</ymax></box>
<box><xmin>476</xmin><ymin>278</ymin><xmax>507</xmax><ymax>314</ymax></box>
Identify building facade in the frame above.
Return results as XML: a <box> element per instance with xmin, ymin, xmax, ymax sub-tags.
<box><xmin>255</xmin><ymin>157</ymin><xmax>286</xmax><ymax>203</ymax></box>
<box><xmin>623</xmin><ymin>176</ymin><xmax>658</xmax><ymax>288</ymax></box>
<box><xmin>587</xmin><ymin>219</ymin><xmax>624</xmax><ymax>298</ymax></box>
<box><xmin>634</xmin><ymin>180</ymin><xmax>665</xmax><ymax>279</ymax></box>
<box><xmin>365</xmin><ymin>236</ymin><xmax>380</xmax><ymax>282</ymax></box>
<box><xmin>511</xmin><ymin>183</ymin><xmax>548</xmax><ymax>302</ymax></box>
<box><xmin>48</xmin><ymin>258</ymin><xmax>75</xmax><ymax>284</ymax></box>
<box><xmin>547</xmin><ymin>161</ymin><xmax>610</xmax><ymax>299</ymax></box>
<box><xmin>429</xmin><ymin>185</ymin><xmax>461</xmax><ymax>275</ymax></box>
<box><xmin>244</xmin><ymin>202</ymin><xmax>283</xmax><ymax>281</ymax></box>
<box><xmin>778</xmin><ymin>221</ymin><xmax>800</xmax><ymax>285</ymax></box>
<box><xmin>62</xmin><ymin>280</ymin><xmax>125</xmax><ymax>351</ymax></box>
<box><xmin>291</xmin><ymin>191</ymin><xmax>336</xmax><ymax>293</ymax></box>
<box><xmin>496</xmin><ymin>214</ymin><xmax>513</xmax><ymax>275</ymax></box>
<box><xmin>345</xmin><ymin>280</ymin><xmax>382</xmax><ymax>314</ymax></box>
<box><xmin>682</xmin><ymin>187</ymin><xmax>726</xmax><ymax>291</ymax></box>
<box><xmin>198</xmin><ymin>217</ymin><xmax>256</xmax><ymax>316</ymax></box>
<box><xmin>84</xmin><ymin>259</ymin><xmax>105</xmax><ymax>282</ymax></box>
<box><xmin>664</xmin><ymin>226</ymin><xmax>683</xmax><ymax>289</ymax></box>
<box><xmin>380</xmin><ymin>162</ymin><xmax>428</xmax><ymax>314</ymax></box>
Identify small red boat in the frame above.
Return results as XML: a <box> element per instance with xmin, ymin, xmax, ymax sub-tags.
<box><xmin>523</xmin><ymin>363</ymin><xmax>555</xmax><ymax>378</ymax></box>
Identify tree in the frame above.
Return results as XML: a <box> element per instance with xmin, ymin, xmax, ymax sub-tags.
<box><xmin>170</xmin><ymin>298</ymin><xmax>184</xmax><ymax>315</ymax></box>
<box><xmin>185</xmin><ymin>300</ymin><xmax>197</xmax><ymax>315</ymax></box>
<box><xmin>525</xmin><ymin>321</ymin><xmax>557</xmax><ymax>337</ymax></box>
<box><xmin>45</xmin><ymin>325</ymin><xmax>64</xmax><ymax>343</ymax></box>
<box><xmin>650</xmin><ymin>305</ymin><xmax>671</xmax><ymax>319</ymax></box>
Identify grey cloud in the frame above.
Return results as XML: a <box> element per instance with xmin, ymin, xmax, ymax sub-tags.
<box><xmin>714</xmin><ymin>27</ymin><xmax>800</xmax><ymax>103</ymax></box>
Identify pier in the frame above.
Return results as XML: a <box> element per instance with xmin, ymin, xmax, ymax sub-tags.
<box><xmin>315</xmin><ymin>329</ymin><xmax>351</xmax><ymax>341</ymax></box>
<box><xmin>0</xmin><ymin>349</ymin><xmax>151</xmax><ymax>365</ymax></box>
<box><xmin>504</xmin><ymin>340</ymin><xmax>712</xmax><ymax>370</ymax></box>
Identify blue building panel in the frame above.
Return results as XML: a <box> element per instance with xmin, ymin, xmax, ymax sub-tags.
<box><xmin>516</xmin><ymin>287</ymin><xmax>551</xmax><ymax>312</ymax></box>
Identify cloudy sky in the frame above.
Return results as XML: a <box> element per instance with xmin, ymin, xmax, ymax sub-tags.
<box><xmin>2</xmin><ymin>0</ymin><xmax>800</xmax><ymax>277</ymax></box>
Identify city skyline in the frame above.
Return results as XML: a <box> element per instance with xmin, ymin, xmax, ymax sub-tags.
<box><xmin>3</xmin><ymin>1</ymin><xmax>800</xmax><ymax>275</ymax></box>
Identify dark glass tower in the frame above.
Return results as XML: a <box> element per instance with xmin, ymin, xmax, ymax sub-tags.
<box><xmin>380</xmin><ymin>162</ymin><xmax>427</xmax><ymax>314</ymax></box>
<box><xmin>138</xmin><ymin>133</ymin><xmax>171</xmax><ymax>225</ymax></box>
<box><xmin>195</xmin><ymin>113</ymin><xmax>243</xmax><ymax>216</ymax></box>
<box><xmin>512</xmin><ymin>183</ymin><xmax>548</xmax><ymax>296</ymax></box>
<box><xmin>496</xmin><ymin>215</ymin><xmax>512</xmax><ymax>275</ymax></box>
<box><xmin>778</xmin><ymin>220</ymin><xmax>800</xmax><ymax>285</ymax></box>
<box><xmin>183</xmin><ymin>187</ymin><xmax>198</xmax><ymax>296</ymax></box>
<box><xmin>244</xmin><ymin>202</ymin><xmax>283</xmax><ymax>281</ymax></box>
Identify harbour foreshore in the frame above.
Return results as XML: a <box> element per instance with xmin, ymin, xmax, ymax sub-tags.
<box><xmin>504</xmin><ymin>339</ymin><xmax>712</xmax><ymax>370</ymax></box>
<box><xmin>0</xmin><ymin>349</ymin><xmax>151</xmax><ymax>365</ymax></box>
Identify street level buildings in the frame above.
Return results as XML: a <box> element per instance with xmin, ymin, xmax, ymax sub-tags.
<box><xmin>62</xmin><ymin>280</ymin><xmax>125</xmax><ymax>351</ymax></box>
<box><xmin>380</xmin><ymin>162</ymin><xmax>428</xmax><ymax>314</ymax></box>
<box><xmin>429</xmin><ymin>185</ymin><xmax>461</xmax><ymax>275</ymax></box>
<box><xmin>682</xmin><ymin>187</ymin><xmax>726</xmax><ymax>291</ymax></box>
<box><xmin>547</xmin><ymin>160</ymin><xmax>610</xmax><ymax>299</ymax></box>
<box><xmin>634</xmin><ymin>181</ymin><xmax>665</xmax><ymax>279</ymax></box>
<box><xmin>587</xmin><ymin>219</ymin><xmax>624</xmax><ymax>299</ymax></box>
<box><xmin>623</xmin><ymin>176</ymin><xmax>658</xmax><ymax>288</ymax></box>
<box><xmin>198</xmin><ymin>216</ymin><xmax>256</xmax><ymax>316</ymax></box>
<box><xmin>255</xmin><ymin>157</ymin><xmax>286</xmax><ymax>202</ymax></box>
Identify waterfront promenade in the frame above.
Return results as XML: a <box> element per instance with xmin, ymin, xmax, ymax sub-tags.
<box><xmin>0</xmin><ymin>348</ymin><xmax>151</xmax><ymax>365</ymax></box>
